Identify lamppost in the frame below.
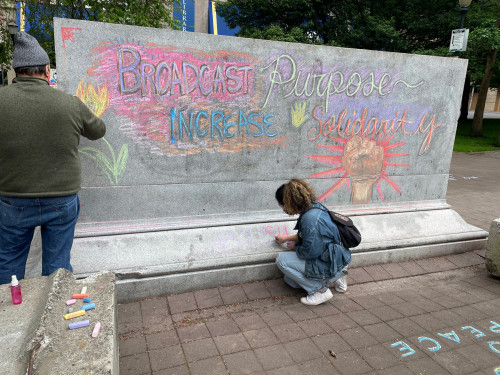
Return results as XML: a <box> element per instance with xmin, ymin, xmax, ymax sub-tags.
<box><xmin>454</xmin><ymin>0</ymin><xmax>472</xmax><ymax>57</ymax></box>
<box><xmin>458</xmin><ymin>0</ymin><xmax>472</xmax><ymax>29</ymax></box>
<box><xmin>8</xmin><ymin>21</ymin><xmax>18</xmax><ymax>44</ymax></box>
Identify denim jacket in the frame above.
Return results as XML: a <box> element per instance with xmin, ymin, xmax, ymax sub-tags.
<box><xmin>294</xmin><ymin>202</ymin><xmax>352</xmax><ymax>280</ymax></box>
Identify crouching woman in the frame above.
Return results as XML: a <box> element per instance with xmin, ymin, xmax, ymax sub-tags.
<box><xmin>275</xmin><ymin>178</ymin><xmax>351</xmax><ymax>306</ymax></box>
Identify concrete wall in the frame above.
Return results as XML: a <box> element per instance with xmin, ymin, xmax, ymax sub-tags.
<box><xmin>50</xmin><ymin>18</ymin><xmax>487</xmax><ymax>301</ymax></box>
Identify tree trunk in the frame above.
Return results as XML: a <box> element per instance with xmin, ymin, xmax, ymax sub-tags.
<box><xmin>459</xmin><ymin>75</ymin><xmax>471</xmax><ymax>122</ymax></box>
<box><xmin>470</xmin><ymin>49</ymin><xmax>498</xmax><ymax>137</ymax></box>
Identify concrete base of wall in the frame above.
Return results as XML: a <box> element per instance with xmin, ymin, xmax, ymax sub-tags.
<box><xmin>23</xmin><ymin>202</ymin><xmax>487</xmax><ymax>303</ymax></box>
<box><xmin>53</xmin><ymin>201</ymin><xmax>487</xmax><ymax>303</ymax></box>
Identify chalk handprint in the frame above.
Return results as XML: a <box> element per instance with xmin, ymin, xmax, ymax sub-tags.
<box><xmin>291</xmin><ymin>102</ymin><xmax>308</xmax><ymax>127</ymax></box>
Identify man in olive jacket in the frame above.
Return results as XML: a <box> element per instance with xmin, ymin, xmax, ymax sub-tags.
<box><xmin>0</xmin><ymin>32</ymin><xmax>106</xmax><ymax>285</ymax></box>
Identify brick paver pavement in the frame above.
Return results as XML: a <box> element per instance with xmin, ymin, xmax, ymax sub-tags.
<box><xmin>118</xmin><ymin>250</ymin><xmax>500</xmax><ymax>375</ymax></box>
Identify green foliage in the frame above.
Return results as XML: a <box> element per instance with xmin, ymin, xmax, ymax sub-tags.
<box><xmin>241</xmin><ymin>25</ymin><xmax>317</xmax><ymax>44</ymax></box>
<box><xmin>215</xmin><ymin>0</ymin><xmax>470</xmax><ymax>52</ymax></box>
<box><xmin>0</xmin><ymin>0</ymin><xmax>15</xmax><ymax>72</ymax></box>
<box><xmin>0</xmin><ymin>27</ymin><xmax>13</xmax><ymax>72</ymax></box>
<box><xmin>454</xmin><ymin>119</ymin><xmax>500</xmax><ymax>152</ymax></box>
<box><xmin>22</xmin><ymin>0</ymin><xmax>179</xmax><ymax>67</ymax></box>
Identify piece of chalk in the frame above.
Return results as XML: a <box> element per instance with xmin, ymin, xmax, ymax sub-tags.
<box><xmin>99</xmin><ymin>286</ymin><xmax>103</xmax><ymax>289</ymax></box>
<box><xmin>83</xmin><ymin>297</ymin><xmax>91</xmax><ymax>303</ymax></box>
<box><xmin>72</xmin><ymin>293</ymin><xmax>89</xmax><ymax>299</ymax></box>
<box><xmin>92</xmin><ymin>322</ymin><xmax>101</xmax><ymax>337</ymax></box>
<box><xmin>69</xmin><ymin>320</ymin><xmax>90</xmax><ymax>330</ymax></box>
<box><xmin>82</xmin><ymin>303</ymin><xmax>95</xmax><ymax>311</ymax></box>
<box><xmin>66</xmin><ymin>299</ymin><xmax>76</xmax><ymax>306</ymax></box>
<box><xmin>68</xmin><ymin>308</ymin><xmax>73</xmax><ymax>313</ymax></box>
<box><xmin>81</xmin><ymin>286</ymin><xmax>87</xmax><ymax>294</ymax></box>
<box><xmin>64</xmin><ymin>310</ymin><xmax>86</xmax><ymax>320</ymax></box>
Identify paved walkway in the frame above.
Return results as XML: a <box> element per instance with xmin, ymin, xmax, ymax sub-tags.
<box><xmin>118</xmin><ymin>151</ymin><xmax>500</xmax><ymax>375</ymax></box>
<box><xmin>447</xmin><ymin>151</ymin><xmax>500</xmax><ymax>232</ymax></box>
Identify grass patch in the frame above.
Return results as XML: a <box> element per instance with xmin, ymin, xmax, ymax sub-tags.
<box><xmin>454</xmin><ymin>118</ymin><xmax>500</xmax><ymax>152</ymax></box>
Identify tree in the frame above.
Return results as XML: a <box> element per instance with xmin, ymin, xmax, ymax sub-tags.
<box><xmin>0</xmin><ymin>0</ymin><xmax>15</xmax><ymax>75</ymax></box>
<box><xmin>468</xmin><ymin>21</ymin><xmax>500</xmax><ymax>137</ymax></box>
<box><xmin>20</xmin><ymin>0</ymin><xmax>180</xmax><ymax>67</ymax></box>
<box><xmin>216</xmin><ymin>0</ymin><xmax>462</xmax><ymax>52</ymax></box>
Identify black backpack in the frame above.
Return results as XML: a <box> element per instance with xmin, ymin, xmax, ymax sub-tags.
<box><xmin>303</xmin><ymin>206</ymin><xmax>362</xmax><ymax>249</ymax></box>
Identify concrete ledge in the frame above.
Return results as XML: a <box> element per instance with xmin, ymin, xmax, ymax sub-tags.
<box><xmin>0</xmin><ymin>269</ymin><xmax>118</xmax><ymax>375</ymax></box>
<box><xmin>486</xmin><ymin>218</ymin><xmax>500</xmax><ymax>276</ymax></box>
<box><xmin>114</xmin><ymin>237</ymin><xmax>486</xmax><ymax>303</ymax></box>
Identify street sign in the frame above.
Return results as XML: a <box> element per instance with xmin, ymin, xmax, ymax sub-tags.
<box><xmin>449</xmin><ymin>28</ymin><xmax>469</xmax><ymax>52</ymax></box>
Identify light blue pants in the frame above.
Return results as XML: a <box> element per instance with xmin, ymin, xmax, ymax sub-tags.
<box><xmin>276</xmin><ymin>251</ymin><xmax>345</xmax><ymax>295</ymax></box>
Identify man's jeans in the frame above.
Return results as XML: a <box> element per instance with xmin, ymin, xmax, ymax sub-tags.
<box><xmin>276</xmin><ymin>252</ymin><xmax>345</xmax><ymax>295</ymax></box>
<box><xmin>0</xmin><ymin>194</ymin><xmax>80</xmax><ymax>285</ymax></box>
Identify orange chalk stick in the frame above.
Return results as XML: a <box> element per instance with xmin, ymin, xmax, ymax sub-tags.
<box><xmin>72</xmin><ymin>293</ymin><xmax>90</xmax><ymax>299</ymax></box>
<box><xmin>64</xmin><ymin>310</ymin><xmax>86</xmax><ymax>320</ymax></box>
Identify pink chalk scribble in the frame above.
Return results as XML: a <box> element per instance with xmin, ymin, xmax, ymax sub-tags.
<box><xmin>61</xmin><ymin>27</ymin><xmax>82</xmax><ymax>49</ymax></box>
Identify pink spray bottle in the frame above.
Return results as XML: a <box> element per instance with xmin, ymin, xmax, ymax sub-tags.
<box><xmin>11</xmin><ymin>275</ymin><xmax>22</xmax><ymax>305</ymax></box>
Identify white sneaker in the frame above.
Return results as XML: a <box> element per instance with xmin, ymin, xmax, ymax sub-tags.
<box><xmin>334</xmin><ymin>276</ymin><xmax>347</xmax><ymax>293</ymax></box>
<box><xmin>300</xmin><ymin>288</ymin><xmax>333</xmax><ymax>306</ymax></box>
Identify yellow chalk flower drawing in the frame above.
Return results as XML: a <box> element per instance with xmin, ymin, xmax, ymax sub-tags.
<box><xmin>76</xmin><ymin>78</ymin><xmax>128</xmax><ymax>185</ymax></box>
<box><xmin>76</xmin><ymin>78</ymin><xmax>109</xmax><ymax>118</ymax></box>
<box><xmin>291</xmin><ymin>102</ymin><xmax>308</xmax><ymax>127</ymax></box>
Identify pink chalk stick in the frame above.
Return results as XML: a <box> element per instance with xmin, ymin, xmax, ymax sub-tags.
<box><xmin>66</xmin><ymin>299</ymin><xmax>76</xmax><ymax>306</ymax></box>
<box><xmin>92</xmin><ymin>322</ymin><xmax>101</xmax><ymax>338</ymax></box>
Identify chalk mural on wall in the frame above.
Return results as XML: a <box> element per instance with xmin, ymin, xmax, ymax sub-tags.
<box><xmin>257</xmin><ymin>53</ymin><xmax>442</xmax><ymax>204</ymax></box>
<box><xmin>62</xmin><ymin>26</ymin><xmax>450</xmax><ymax>202</ymax></box>
<box><xmin>84</xmin><ymin>37</ymin><xmax>289</xmax><ymax>156</ymax></box>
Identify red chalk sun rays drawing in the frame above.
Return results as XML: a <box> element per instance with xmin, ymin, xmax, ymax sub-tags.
<box><xmin>306</xmin><ymin>134</ymin><xmax>411</xmax><ymax>204</ymax></box>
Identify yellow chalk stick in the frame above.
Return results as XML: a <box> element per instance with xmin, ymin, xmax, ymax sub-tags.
<box><xmin>64</xmin><ymin>310</ymin><xmax>86</xmax><ymax>320</ymax></box>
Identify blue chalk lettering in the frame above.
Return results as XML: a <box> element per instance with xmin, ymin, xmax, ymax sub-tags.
<box><xmin>418</xmin><ymin>337</ymin><xmax>441</xmax><ymax>352</ymax></box>
<box><xmin>179</xmin><ymin>111</ymin><xmax>193</xmax><ymax>140</ymax></box>
<box><xmin>391</xmin><ymin>341</ymin><xmax>415</xmax><ymax>357</ymax></box>
<box><xmin>170</xmin><ymin>108</ymin><xmax>177</xmax><ymax>144</ymax></box>
<box><xmin>211</xmin><ymin>111</ymin><xmax>224</xmax><ymax>140</ymax></box>
<box><xmin>489</xmin><ymin>342</ymin><xmax>500</xmax><ymax>354</ymax></box>
<box><xmin>263</xmin><ymin>113</ymin><xmax>278</xmax><ymax>136</ymax></box>
<box><xmin>490</xmin><ymin>321</ymin><xmax>500</xmax><ymax>333</ymax></box>
<box><xmin>196</xmin><ymin>111</ymin><xmax>209</xmax><ymax>137</ymax></box>
<box><xmin>437</xmin><ymin>331</ymin><xmax>460</xmax><ymax>343</ymax></box>
<box><xmin>248</xmin><ymin>113</ymin><xmax>263</xmax><ymax>137</ymax></box>
<box><xmin>461</xmin><ymin>326</ymin><xmax>486</xmax><ymax>338</ymax></box>
<box><xmin>238</xmin><ymin>110</ymin><xmax>249</xmax><ymax>135</ymax></box>
<box><xmin>224</xmin><ymin>114</ymin><xmax>236</xmax><ymax>138</ymax></box>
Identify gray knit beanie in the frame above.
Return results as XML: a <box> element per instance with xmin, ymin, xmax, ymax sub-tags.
<box><xmin>12</xmin><ymin>32</ymin><xmax>50</xmax><ymax>69</ymax></box>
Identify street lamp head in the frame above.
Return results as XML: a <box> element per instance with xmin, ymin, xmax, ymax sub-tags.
<box><xmin>459</xmin><ymin>0</ymin><xmax>472</xmax><ymax>7</ymax></box>
<box><xmin>8</xmin><ymin>22</ymin><xmax>18</xmax><ymax>37</ymax></box>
